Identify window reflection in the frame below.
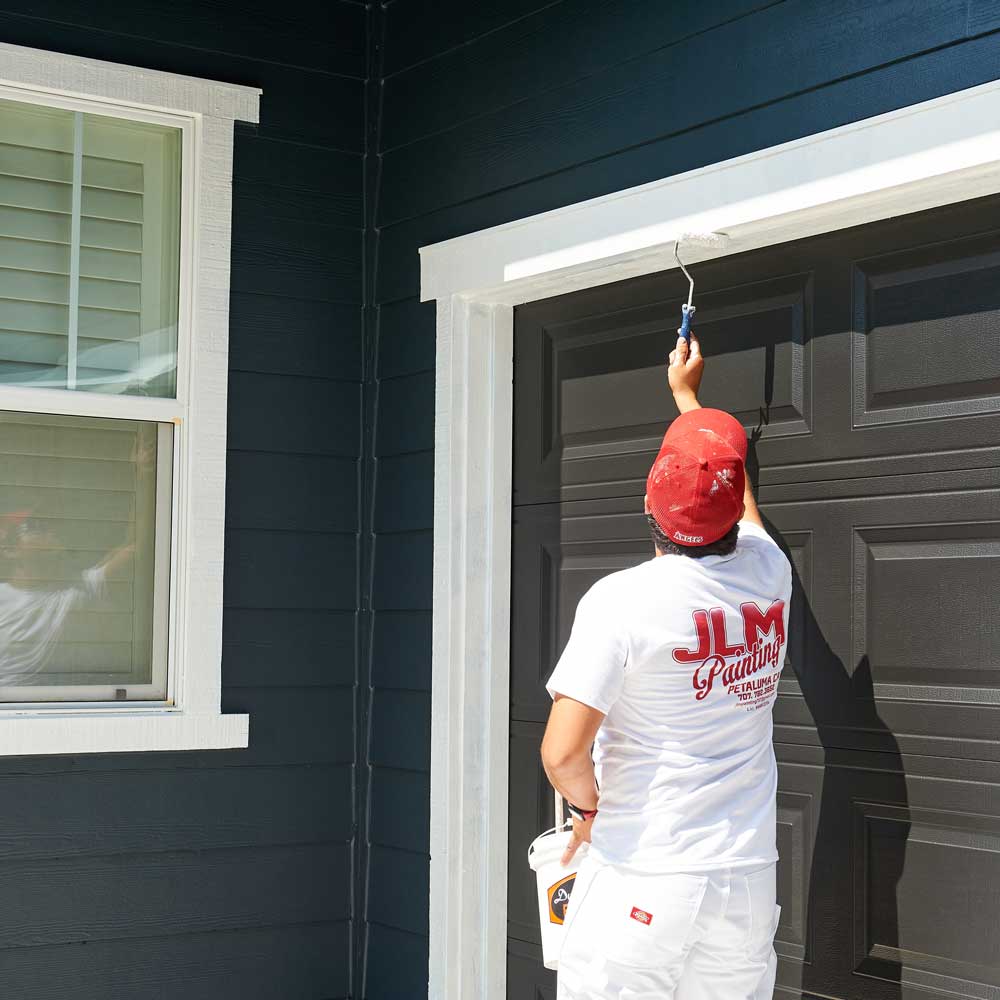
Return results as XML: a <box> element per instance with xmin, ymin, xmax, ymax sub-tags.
<box><xmin>0</xmin><ymin>412</ymin><xmax>170</xmax><ymax>700</ymax></box>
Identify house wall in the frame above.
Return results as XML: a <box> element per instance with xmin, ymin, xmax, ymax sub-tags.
<box><xmin>4</xmin><ymin>2</ymin><xmax>1000</xmax><ymax>997</ymax></box>
<box><xmin>363</xmin><ymin>1</ymin><xmax>1000</xmax><ymax>996</ymax></box>
<box><xmin>0</xmin><ymin>3</ymin><xmax>366</xmax><ymax>998</ymax></box>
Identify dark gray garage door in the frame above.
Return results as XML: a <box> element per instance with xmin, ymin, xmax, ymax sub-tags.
<box><xmin>506</xmin><ymin>194</ymin><xmax>1000</xmax><ymax>1000</ymax></box>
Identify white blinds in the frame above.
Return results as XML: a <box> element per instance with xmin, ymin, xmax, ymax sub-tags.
<box><xmin>0</xmin><ymin>98</ymin><xmax>181</xmax><ymax>397</ymax></box>
<box><xmin>0</xmin><ymin>409</ymin><xmax>171</xmax><ymax>697</ymax></box>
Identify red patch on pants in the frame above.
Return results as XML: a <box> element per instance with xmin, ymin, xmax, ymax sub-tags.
<box><xmin>630</xmin><ymin>906</ymin><xmax>653</xmax><ymax>925</ymax></box>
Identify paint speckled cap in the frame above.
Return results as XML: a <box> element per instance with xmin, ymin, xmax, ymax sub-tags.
<box><xmin>646</xmin><ymin>408</ymin><xmax>747</xmax><ymax>547</ymax></box>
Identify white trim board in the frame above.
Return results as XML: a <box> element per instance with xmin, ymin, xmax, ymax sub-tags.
<box><xmin>421</xmin><ymin>78</ymin><xmax>1000</xmax><ymax>1000</ymax></box>
<box><xmin>0</xmin><ymin>43</ymin><xmax>259</xmax><ymax>755</ymax></box>
<box><xmin>0</xmin><ymin>42</ymin><xmax>260</xmax><ymax>121</ymax></box>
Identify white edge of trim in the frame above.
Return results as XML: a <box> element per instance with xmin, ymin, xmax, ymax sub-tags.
<box><xmin>420</xmin><ymin>77</ymin><xmax>1000</xmax><ymax>304</ymax></box>
<box><xmin>0</xmin><ymin>713</ymin><xmax>249</xmax><ymax>756</ymax></box>
<box><xmin>0</xmin><ymin>48</ymin><xmax>252</xmax><ymax>755</ymax></box>
<box><xmin>429</xmin><ymin>299</ymin><xmax>515</xmax><ymax>1000</ymax></box>
<box><xmin>0</xmin><ymin>42</ymin><xmax>261</xmax><ymax>122</ymax></box>
<box><xmin>423</xmin><ymin>77</ymin><xmax>1000</xmax><ymax>1000</ymax></box>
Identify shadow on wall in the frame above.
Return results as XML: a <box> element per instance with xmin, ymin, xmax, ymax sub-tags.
<box><xmin>748</xmin><ymin>400</ymin><xmax>909</xmax><ymax>1000</ymax></box>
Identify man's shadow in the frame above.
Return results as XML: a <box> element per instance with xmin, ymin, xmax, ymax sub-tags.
<box><xmin>748</xmin><ymin>381</ymin><xmax>909</xmax><ymax>1000</ymax></box>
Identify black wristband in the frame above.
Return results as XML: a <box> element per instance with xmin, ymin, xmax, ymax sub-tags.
<box><xmin>567</xmin><ymin>802</ymin><xmax>598</xmax><ymax>823</ymax></box>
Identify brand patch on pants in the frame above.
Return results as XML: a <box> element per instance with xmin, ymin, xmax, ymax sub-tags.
<box><xmin>630</xmin><ymin>906</ymin><xmax>653</xmax><ymax>925</ymax></box>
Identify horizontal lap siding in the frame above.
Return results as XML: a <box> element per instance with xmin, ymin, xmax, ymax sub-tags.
<box><xmin>0</xmin><ymin>2</ymin><xmax>366</xmax><ymax>998</ymax></box>
<box><xmin>365</xmin><ymin>0</ymin><xmax>1000</xmax><ymax>996</ymax></box>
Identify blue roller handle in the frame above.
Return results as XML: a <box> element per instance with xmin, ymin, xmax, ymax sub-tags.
<box><xmin>678</xmin><ymin>303</ymin><xmax>696</xmax><ymax>341</ymax></box>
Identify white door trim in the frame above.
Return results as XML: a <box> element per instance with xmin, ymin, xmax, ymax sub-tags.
<box><xmin>420</xmin><ymin>77</ymin><xmax>1000</xmax><ymax>1000</ymax></box>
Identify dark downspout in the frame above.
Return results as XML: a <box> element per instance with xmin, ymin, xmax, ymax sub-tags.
<box><xmin>353</xmin><ymin>2</ymin><xmax>386</xmax><ymax>997</ymax></box>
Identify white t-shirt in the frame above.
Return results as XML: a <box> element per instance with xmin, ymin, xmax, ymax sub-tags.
<box><xmin>546</xmin><ymin>520</ymin><xmax>792</xmax><ymax>873</ymax></box>
<box><xmin>0</xmin><ymin>565</ymin><xmax>107</xmax><ymax>685</ymax></box>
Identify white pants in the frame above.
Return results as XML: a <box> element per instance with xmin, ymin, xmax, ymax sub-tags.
<box><xmin>557</xmin><ymin>858</ymin><xmax>780</xmax><ymax>1000</ymax></box>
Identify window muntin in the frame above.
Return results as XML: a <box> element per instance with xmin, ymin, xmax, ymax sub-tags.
<box><xmin>0</xmin><ymin>409</ymin><xmax>172</xmax><ymax>704</ymax></box>
<box><xmin>0</xmin><ymin>96</ymin><xmax>181</xmax><ymax>398</ymax></box>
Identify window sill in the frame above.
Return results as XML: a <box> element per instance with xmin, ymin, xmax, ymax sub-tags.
<box><xmin>0</xmin><ymin>711</ymin><xmax>249</xmax><ymax>757</ymax></box>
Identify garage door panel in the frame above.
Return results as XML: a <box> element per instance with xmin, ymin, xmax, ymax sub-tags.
<box><xmin>514</xmin><ymin>269</ymin><xmax>814</xmax><ymax>506</ymax></box>
<box><xmin>854</xmin><ymin>802</ymin><xmax>1000</xmax><ymax>996</ymax></box>
<box><xmin>507</xmin><ymin>938</ymin><xmax>555</xmax><ymax>999</ymax></box>
<box><xmin>773</xmin><ymin>756</ymin><xmax>822</xmax><ymax>967</ymax></box>
<box><xmin>853</xmin><ymin>234</ymin><xmax>1000</xmax><ymax>427</ymax></box>
<box><xmin>854</xmin><ymin>523</ymin><xmax>1000</xmax><ymax>690</ymax></box>
<box><xmin>510</xmin><ymin>499</ymin><xmax>650</xmax><ymax>723</ymax></box>
<box><xmin>513</xmin><ymin>303</ymin><xmax>675</xmax><ymax>507</ymax></box>
<box><xmin>680</xmin><ymin>271</ymin><xmax>812</xmax><ymax>436</ymax></box>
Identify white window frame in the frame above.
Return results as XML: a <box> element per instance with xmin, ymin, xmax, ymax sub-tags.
<box><xmin>0</xmin><ymin>42</ymin><xmax>260</xmax><ymax>755</ymax></box>
<box><xmin>419</xmin><ymin>78</ymin><xmax>1000</xmax><ymax>1000</ymax></box>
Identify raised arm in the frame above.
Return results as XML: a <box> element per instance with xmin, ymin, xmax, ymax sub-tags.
<box><xmin>668</xmin><ymin>333</ymin><xmax>764</xmax><ymax>530</ymax></box>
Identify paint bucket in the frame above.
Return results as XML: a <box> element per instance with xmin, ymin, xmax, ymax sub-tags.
<box><xmin>527</xmin><ymin>826</ymin><xmax>588</xmax><ymax>970</ymax></box>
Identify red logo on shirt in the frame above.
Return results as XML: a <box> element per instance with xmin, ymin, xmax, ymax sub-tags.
<box><xmin>673</xmin><ymin>601</ymin><xmax>787</xmax><ymax>702</ymax></box>
<box><xmin>630</xmin><ymin>906</ymin><xmax>653</xmax><ymax>925</ymax></box>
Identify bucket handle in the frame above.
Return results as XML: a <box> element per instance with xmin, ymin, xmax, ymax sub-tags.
<box><xmin>528</xmin><ymin>820</ymin><xmax>570</xmax><ymax>860</ymax></box>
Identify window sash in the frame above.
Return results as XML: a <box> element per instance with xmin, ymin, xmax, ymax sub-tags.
<box><xmin>0</xmin><ymin>419</ymin><xmax>174</xmax><ymax>705</ymax></box>
<box><xmin>0</xmin><ymin>83</ymin><xmax>195</xmax><ymax>423</ymax></box>
<box><xmin>0</xmin><ymin>84</ymin><xmax>195</xmax><ymax>709</ymax></box>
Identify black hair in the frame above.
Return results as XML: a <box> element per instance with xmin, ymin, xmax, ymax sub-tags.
<box><xmin>646</xmin><ymin>513</ymin><xmax>739</xmax><ymax>558</ymax></box>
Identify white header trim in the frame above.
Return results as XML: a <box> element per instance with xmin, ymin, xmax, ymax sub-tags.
<box><xmin>0</xmin><ymin>42</ymin><xmax>260</xmax><ymax>122</ymax></box>
<box><xmin>0</xmin><ymin>44</ymin><xmax>259</xmax><ymax>756</ymax></box>
<box><xmin>423</xmin><ymin>79</ymin><xmax>1000</xmax><ymax>1000</ymax></box>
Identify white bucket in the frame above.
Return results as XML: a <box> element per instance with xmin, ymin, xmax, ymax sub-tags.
<box><xmin>527</xmin><ymin>826</ymin><xmax>588</xmax><ymax>970</ymax></box>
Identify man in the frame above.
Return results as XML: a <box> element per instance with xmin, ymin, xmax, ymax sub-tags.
<box><xmin>541</xmin><ymin>332</ymin><xmax>792</xmax><ymax>1000</ymax></box>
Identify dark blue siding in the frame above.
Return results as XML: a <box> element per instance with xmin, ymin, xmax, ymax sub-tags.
<box><xmin>0</xmin><ymin>2</ymin><xmax>365</xmax><ymax>997</ymax></box>
<box><xmin>362</xmin><ymin>1</ymin><xmax>1000</xmax><ymax>996</ymax></box>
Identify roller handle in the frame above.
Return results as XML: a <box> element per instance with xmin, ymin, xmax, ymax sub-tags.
<box><xmin>678</xmin><ymin>303</ymin><xmax>696</xmax><ymax>341</ymax></box>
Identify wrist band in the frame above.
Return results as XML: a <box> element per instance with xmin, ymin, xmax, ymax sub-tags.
<box><xmin>567</xmin><ymin>802</ymin><xmax>598</xmax><ymax>823</ymax></box>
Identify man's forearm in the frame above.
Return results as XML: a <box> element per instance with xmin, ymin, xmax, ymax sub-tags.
<box><xmin>673</xmin><ymin>388</ymin><xmax>701</xmax><ymax>414</ymax></box>
<box><xmin>542</xmin><ymin>751</ymin><xmax>599</xmax><ymax>811</ymax></box>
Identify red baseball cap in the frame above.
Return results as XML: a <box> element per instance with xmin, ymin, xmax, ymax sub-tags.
<box><xmin>646</xmin><ymin>409</ymin><xmax>747</xmax><ymax>547</ymax></box>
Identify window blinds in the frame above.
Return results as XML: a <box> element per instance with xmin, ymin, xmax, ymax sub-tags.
<box><xmin>0</xmin><ymin>98</ymin><xmax>180</xmax><ymax>397</ymax></box>
<box><xmin>0</xmin><ymin>409</ymin><xmax>170</xmax><ymax>695</ymax></box>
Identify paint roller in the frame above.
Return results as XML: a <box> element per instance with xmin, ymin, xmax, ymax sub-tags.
<box><xmin>673</xmin><ymin>231</ymin><xmax>730</xmax><ymax>341</ymax></box>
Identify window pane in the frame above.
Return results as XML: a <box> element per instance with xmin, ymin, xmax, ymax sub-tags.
<box><xmin>0</xmin><ymin>98</ymin><xmax>181</xmax><ymax>397</ymax></box>
<box><xmin>0</xmin><ymin>410</ymin><xmax>171</xmax><ymax>702</ymax></box>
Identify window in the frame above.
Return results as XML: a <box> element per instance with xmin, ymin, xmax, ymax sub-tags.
<box><xmin>0</xmin><ymin>44</ymin><xmax>259</xmax><ymax>753</ymax></box>
<box><xmin>0</xmin><ymin>95</ymin><xmax>180</xmax><ymax>707</ymax></box>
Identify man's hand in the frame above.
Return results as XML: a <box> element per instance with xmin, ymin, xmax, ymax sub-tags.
<box><xmin>668</xmin><ymin>334</ymin><xmax>704</xmax><ymax>413</ymax></box>
<box><xmin>562</xmin><ymin>814</ymin><xmax>594</xmax><ymax>866</ymax></box>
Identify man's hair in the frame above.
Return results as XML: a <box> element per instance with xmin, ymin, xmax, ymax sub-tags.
<box><xmin>646</xmin><ymin>513</ymin><xmax>739</xmax><ymax>558</ymax></box>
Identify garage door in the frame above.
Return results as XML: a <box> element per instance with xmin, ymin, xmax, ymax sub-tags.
<box><xmin>506</xmin><ymin>194</ymin><xmax>1000</xmax><ymax>1000</ymax></box>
